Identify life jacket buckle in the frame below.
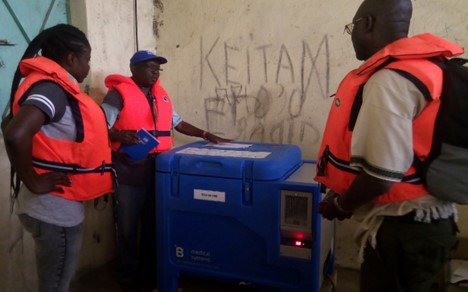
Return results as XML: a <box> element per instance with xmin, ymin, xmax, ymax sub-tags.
<box><xmin>317</xmin><ymin>146</ymin><xmax>329</xmax><ymax>176</ymax></box>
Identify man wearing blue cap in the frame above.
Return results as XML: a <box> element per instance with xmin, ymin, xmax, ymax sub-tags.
<box><xmin>101</xmin><ymin>50</ymin><xmax>231</xmax><ymax>290</ymax></box>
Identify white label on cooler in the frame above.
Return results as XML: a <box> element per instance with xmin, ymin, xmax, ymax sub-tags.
<box><xmin>194</xmin><ymin>189</ymin><xmax>226</xmax><ymax>202</ymax></box>
<box><xmin>176</xmin><ymin>147</ymin><xmax>271</xmax><ymax>158</ymax></box>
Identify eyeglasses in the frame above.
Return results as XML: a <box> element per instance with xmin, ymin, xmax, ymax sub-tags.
<box><xmin>344</xmin><ymin>17</ymin><xmax>364</xmax><ymax>35</ymax></box>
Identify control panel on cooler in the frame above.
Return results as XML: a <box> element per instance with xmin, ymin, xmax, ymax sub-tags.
<box><xmin>279</xmin><ymin>190</ymin><xmax>313</xmax><ymax>259</ymax></box>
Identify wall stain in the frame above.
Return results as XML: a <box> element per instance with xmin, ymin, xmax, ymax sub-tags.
<box><xmin>153</xmin><ymin>0</ymin><xmax>164</xmax><ymax>39</ymax></box>
<box><xmin>154</xmin><ymin>0</ymin><xmax>164</xmax><ymax>12</ymax></box>
<box><xmin>153</xmin><ymin>18</ymin><xmax>159</xmax><ymax>39</ymax></box>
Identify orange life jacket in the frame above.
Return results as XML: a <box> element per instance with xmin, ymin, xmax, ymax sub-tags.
<box><xmin>13</xmin><ymin>56</ymin><xmax>114</xmax><ymax>201</ymax></box>
<box><xmin>104</xmin><ymin>75</ymin><xmax>173</xmax><ymax>153</ymax></box>
<box><xmin>314</xmin><ymin>33</ymin><xmax>464</xmax><ymax>204</ymax></box>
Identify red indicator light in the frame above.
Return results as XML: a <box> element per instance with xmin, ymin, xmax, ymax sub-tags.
<box><xmin>295</xmin><ymin>241</ymin><xmax>302</xmax><ymax>246</ymax></box>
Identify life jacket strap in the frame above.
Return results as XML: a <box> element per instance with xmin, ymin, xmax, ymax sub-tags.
<box><xmin>147</xmin><ymin>130</ymin><xmax>171</xmax><ymax>137</ymax></box>
<box><xmin>32</xmin><ymin>157</ymin><xmax>115</xmax><ymax>176</ymax></box>
<box><xmin>320</xmin><ymin>149</ymin><xmax>423</xmax><ymax>185</ymax></box>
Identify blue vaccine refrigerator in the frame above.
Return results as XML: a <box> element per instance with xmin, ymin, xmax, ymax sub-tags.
<box><xmin>156</xmin><ymin>141</ymin><xmax>334</xmax><ymax>292</ymax></box>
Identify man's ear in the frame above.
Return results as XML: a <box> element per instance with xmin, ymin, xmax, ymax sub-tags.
<box><xmin>129</xmin><ymin>64</ymin><xmax>136</xmax><ymax>75</ymax></box>
<box><xmin>64</xmin><ymin>52</ymin><xmax>76</xmax><ymax>67</ymax></box>
<box><xmin>364</xmin><ymin>15</ymin><xmax>374</xmax><ymax>32</ymax></box>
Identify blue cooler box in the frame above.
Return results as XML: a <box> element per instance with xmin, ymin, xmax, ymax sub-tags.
<box><xmin>156</xmin><ymin>141</ymin><xmax>334</xmax><ymax>292</ymax></box>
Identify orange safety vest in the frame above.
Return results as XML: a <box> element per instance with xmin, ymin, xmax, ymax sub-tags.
<box><xmin>314</xmin><ymin>33</ymin><xmax>464</xmax><ymax>204</ymax></box>
<box><xmin>104</xmin><ymin>75</ymin><xmax>173</xmax><ymax>153</ymax></box>
<box><xmin>13</xmin><ymin>56</ymin><xmax>114</xmax><ymax>201</ymax></box>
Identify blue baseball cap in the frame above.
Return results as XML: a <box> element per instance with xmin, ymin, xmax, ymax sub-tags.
<box><xmin>130</xmin><ymin>50</ymin><xmax>167</xmax><ymax>65</ymax></box>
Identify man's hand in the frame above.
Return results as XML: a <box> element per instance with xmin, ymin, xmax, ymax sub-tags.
<box><xmin>318</xmin><ymin>190</ymin><xmax>353</xmax><ymax>221</ymax></box>
<box><xmin>112</xmin><ymin>130</ymin><xmax>140</xmax><ymax>145</ymax></box>
<box><xmin>205</xmin><ymin>132</ymin><xmax>233</xmax><ymax>144</ymax></box>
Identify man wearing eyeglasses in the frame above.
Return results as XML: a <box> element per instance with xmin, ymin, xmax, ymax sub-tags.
<box><xmin>101</xmin><ymin>50</ymin><xmax>231</xmax><ymax>290</ymax></box>
<box><xmin>315</xmin><ymin>0</ymin><xmax>463</xmax><ymax>291</ymax></box>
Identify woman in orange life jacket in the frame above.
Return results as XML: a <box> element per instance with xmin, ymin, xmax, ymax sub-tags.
<box><xmin>2</xmin><ymin>24</ymin><xmax>113</xmax><ymax>292</ymax></box>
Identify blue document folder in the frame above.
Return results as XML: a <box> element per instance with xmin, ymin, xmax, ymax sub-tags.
<box><xmin>120</xmin><ymin>129</ymin><xmax>160</xmax><ymax>160</ymax></box>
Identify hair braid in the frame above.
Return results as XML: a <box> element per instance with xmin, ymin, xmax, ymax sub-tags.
<box><xmin>8</xmin><ymin>24</ymin><xmax>90</xmax><ymax>107</ymax></box>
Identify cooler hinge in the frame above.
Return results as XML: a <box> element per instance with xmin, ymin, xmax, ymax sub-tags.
<box><xmin>171</xmin><ymin>156</ymin><xmax>181</xmax><ymax>197</ymax></box>
<box><xmin>242</xmin><ymin>161</ymin><xmax>254</xmax><ymax>205</ymax></box>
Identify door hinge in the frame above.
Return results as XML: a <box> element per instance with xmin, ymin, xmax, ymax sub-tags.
<box><xmin>0</xmin><ymin>39</ymin><xmax>15</xmax><ymax>46</ymax></box>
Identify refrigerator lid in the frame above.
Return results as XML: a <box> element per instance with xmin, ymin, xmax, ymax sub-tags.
<box><xmin>156</xmin><ymin>141</ymin><xmax>302</xmax><ymax>180</ymax></box>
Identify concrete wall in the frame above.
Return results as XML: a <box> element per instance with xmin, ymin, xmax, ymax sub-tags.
<box><xmin>1</xmin><ymin>0</ymin><xmax>467</xmax><ymax>290</ymax></box>
<box><xmin>152</xmin><ymin>0</ymin><xmax>468</xmax><ymax>269</ymax></box>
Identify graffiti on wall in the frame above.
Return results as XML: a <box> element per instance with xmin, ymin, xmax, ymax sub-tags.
<box><xmin>198</xmin><ymin>35</ymin><xmax>330</xmax><ymax>146</ymax></box>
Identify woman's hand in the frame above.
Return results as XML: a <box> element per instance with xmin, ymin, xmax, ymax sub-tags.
<box><xmin>26</xmin><ymin>172</ymin><xmax>72</xmax><ymax>194</ymax></box>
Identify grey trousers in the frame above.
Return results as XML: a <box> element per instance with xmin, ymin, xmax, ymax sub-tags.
<box><xmin>19</xmin><ymin>214</ymin><xmax>83</xmax><ymax>292</ymax></box>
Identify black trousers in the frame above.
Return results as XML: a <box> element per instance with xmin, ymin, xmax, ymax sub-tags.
<box><xmin>360</xmin><ymin>213</ymin><xmax>458</xmax><ymax>292</ymax></box>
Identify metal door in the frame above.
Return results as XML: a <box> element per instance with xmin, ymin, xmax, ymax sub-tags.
<box><xmin>0</xmin><ymin>0</ymin><xmax>69</xmax><ymax>118</ymax></box>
